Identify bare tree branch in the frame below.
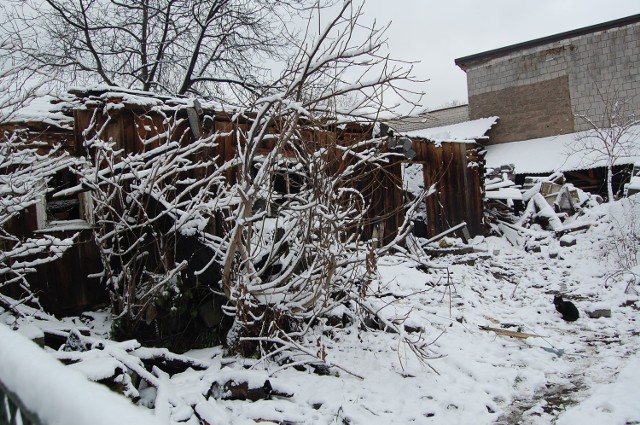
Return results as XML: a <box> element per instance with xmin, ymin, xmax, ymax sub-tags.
<box><xmin>569</xmin><ymin>86</ymin><xmax>640</xmax><ymax>202</ymax></box>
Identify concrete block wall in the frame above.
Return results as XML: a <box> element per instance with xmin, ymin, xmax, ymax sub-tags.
<box><xmin>463</xmin><ymin>19</ymin><xmax>640</xmax><ymax>144</ymax></box>
<box><xmin>428</xmin><ymin>105</ymin><xmax>470</xmax><ymax>127</ymax></box>
<box><xmin>466</xmin><ymin>44</ymin><xmax>571</xmax><ymax>97</ymax></box>
<box><xmin>469</xmin><ymin>76</ymin><xmax>574</xmax><ymax>143</ymax></box>
<box><xmin>569</xmin><ymin>24</ymin><xmax>640</xmax><ymax>131</ymax></box>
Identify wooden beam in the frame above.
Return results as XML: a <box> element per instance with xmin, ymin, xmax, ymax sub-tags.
<box><xmin>479</xmin><ymin>325</ymin><xmax>544</xmax><ymax>339</ymax></box>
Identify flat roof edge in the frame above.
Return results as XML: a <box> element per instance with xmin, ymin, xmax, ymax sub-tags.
<box><xmin>455</xmin><ymin>13</ymin><xmax>640</xmax><ymax>69</ymax></box>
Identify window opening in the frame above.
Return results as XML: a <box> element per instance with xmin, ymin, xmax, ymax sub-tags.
<box><xmin>46</xmin><ymin>169</ymin><xmax>81</xmax><ymax>221</ymax></box>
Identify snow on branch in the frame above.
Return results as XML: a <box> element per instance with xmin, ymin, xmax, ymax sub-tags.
<box><xmin>1</xmin><ymin>131</ymin><xmax>80</xmax><ymax>315</ymax></box>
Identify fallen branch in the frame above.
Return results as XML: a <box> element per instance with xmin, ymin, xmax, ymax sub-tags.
<box><xmin>240</xmin><ymin>334</ymin><xmax>365</xmax><ymax>380</ymax></box>
<box><xmin>422</xmin><ymin>222</ymin><xmax>469</xmax><ymax>245</ymax></box>
<box><xmin>356</xmin><ymin>297</ymin><xmax>443</xmax><ymax>374</ymax></box>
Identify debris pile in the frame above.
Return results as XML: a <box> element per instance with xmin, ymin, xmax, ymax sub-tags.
<box><xmin>485</xmin><ymin>165</ymin><xmax>602</xmax><ymax>250</ymax></box>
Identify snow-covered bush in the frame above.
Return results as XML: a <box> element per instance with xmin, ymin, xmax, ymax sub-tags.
<box><xmin>215</xmin><ymin>1</ymin><xmax>426</xmax><ymax>357</ymax></box>
<box><xmin>219</xmin><ymin>113</ymin><xmax>414</xmax><ymax>355</ymax></box>
<box><xmin>599</xmin><ymin>195</ymin><xmax>640</xmax><ymax>272</ymax></box>
<box><xmin>77</xmin><ymin>106</ymin><xmax>232</xmax><ymax>349</ymax></box>
<box><xmin>77</xmin><ymin>103</ymin><xmax>424</xmax><ymax>354</ymax></box>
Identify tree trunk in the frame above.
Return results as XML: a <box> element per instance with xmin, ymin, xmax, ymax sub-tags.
<box><xmin>607</xmin><ymin>164</ymin><xmax>614</xmax><ymax>203</ymax></box>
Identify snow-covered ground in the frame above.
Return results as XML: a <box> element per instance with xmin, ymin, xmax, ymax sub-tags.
<box><xmin>2</xmin><ymin>197</ymin><xmax>640</xmax><ymax>425</ymax></box>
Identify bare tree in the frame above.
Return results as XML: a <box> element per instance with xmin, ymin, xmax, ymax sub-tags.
<box><xmin>4</xmin><ymin>0</ymin><xmax>318</xmax><ymax>103</ymax></box>
<box><xmin>217</xmin><ymin>0</ymin><xmax>426</xmax><ymax>357</ymax></box>
<box><xmin>0</xmin><ymin>2</ymin><xmax>51</xmax><ymax>123</ymax></box>
<box><xmin>570</xmin><ymin>87</ymin><xmax>640</xmax><ymax>202</ymax></box>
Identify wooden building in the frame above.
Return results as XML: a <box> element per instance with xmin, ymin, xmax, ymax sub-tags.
<box><xmin>2</xmin><ymin>87</ymin><xmax>488</xmax><ymax>315</ymax></box>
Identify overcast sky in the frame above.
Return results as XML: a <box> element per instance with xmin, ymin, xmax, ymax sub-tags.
<box><xmin>362</xmin><ymin>0</ymin><xmax>639</xmax><ymax>114</ymax></box>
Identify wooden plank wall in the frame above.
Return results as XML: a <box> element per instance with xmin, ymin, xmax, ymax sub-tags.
<box><xmin>31</xmin><ymin>230</ymin><xmax>106</xmax><ymax>315</ymax></box>
<box><xmin>75</xmin><ymin>102</ymin><xmax>486</xmax><ymax>242</ymax></box>
<box><xmin>413</xmin><ymin>140</ymin><xmax>484</xmax><ymax>238</ymax></box>
<box><xmin>335</xmin><ymin>124</ymin><xmax>405</xmax><ymax>245</ymax></box>
<box><xmin>1</xmin><ymin>121</ymin><xmax>108</xmax><ymax>315</ymax></box>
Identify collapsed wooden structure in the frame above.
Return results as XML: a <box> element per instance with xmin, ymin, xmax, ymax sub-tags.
<box><xmin>2</xmin><ymin>87</ymin><xmax>487</xmax><ymax>315</ymax></box>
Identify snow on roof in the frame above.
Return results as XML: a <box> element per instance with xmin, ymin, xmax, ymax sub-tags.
<box><xmin>2</xmin><ymin>95</ymin><xmax>75</xmax><ymax>129</ymax></box>
<box><xmin>69</xmin><ymin>85</ymin><xmax>173</xmax><ymax>107</ymax></box>
<box><xmin>69</xmin><ymin>84</ymin><xmax>173</xmax><ymax>99</ymax></box>
<box><xmin>486</xmin><ymin>125</ymin><xmax>640</xmax><ymax>174</ymax></box>
<box><xmin>399</xmin><ymin>116</ymin><xmax>498</xmax><ymax>144</ymax></box>
<box><xmin>68</xmin><ymin>85</ymin><xmax>224</xmax><ymax>111</ymax></box>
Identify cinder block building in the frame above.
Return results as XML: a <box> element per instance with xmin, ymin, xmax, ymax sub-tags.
<box><xmin>455</xmin><ymin>14</ymin><xmax>640</xmax><ymax>145</ymax></box>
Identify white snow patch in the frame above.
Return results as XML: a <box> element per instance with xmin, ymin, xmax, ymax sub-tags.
<box><xmin>556</xmin><ymin>355</ymin><xmax>640</xmax><ymax>425</ymax></box>
<box><xmin>0</xmin><ymin>323</ymin><xmax>161</xmax><ymax>425</ymax></box>
<box><xmin>486</xmin><ymin>125</ymin><xmax>640</xmax><ymax>174</ymax></box>
<box><xmin>400</xmin><ymin>116</ymin><xmax>498</xmax><ymax>143</ymax></box>
<box><xmin>2</xmin><ymin>95</ymin><xmax>74</xmax><ymax>128</ymax></box>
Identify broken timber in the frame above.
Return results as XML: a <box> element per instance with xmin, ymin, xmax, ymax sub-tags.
<box><xmin>423</xmin><ymin>222</ymin><xmax>471</xmax><ymax>245</ymax></box>
<box><xmin>479</xmin><ymin>325</ymin><xmax>544</xmax><ymax>339</ymax></box>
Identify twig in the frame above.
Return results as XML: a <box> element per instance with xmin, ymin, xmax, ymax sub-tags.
<box><xmin>240</xmin><ymin>335</ymin><xmax>365</xmax><ymax>380</ymax></box>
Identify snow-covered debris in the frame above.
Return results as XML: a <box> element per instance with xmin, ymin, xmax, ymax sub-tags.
<box><xmin>484</xmin><ymin>163</ymin><xmax>524</xmax><ymax>210</ymax></box>
<box><xmin>2</xmin><ymin>194</ymin><xmax>640</xmax><ymax>424</ymax></box>
<box><xmin>486</xmin><ymin>187</ymin><xmax>523</xmax><ymax>201</ymax></box>
<box><xmin>0</xmin><ymin>323</ymin><xmax>161</xmax><ymax>425</ymax></box>
<box><xmin>624</xmin><ymin>161</ymin><xmax>640</xmax><ymax>196</ymax></box>
<box><xmin>485</xmin><ymin>167</ymin><xmax>601</xmax><ymax>238</ymax></box>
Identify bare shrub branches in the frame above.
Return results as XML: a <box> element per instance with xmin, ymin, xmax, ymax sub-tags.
<box><xmin>0</xmin><ymin>132</ymin><xmax>78</xmax><ymax>314</ymax></box>
<box><xmin>77</xmin><ymin>105</ymin><xmax>232</xmax><ymax>345</ymax></box>
<box><xmin>570</xmin><ymin>86</ymin><xmax>640</xmax><ymax>202</ymax></box>
<box><xmin>216</xmin><ymin>1</ymin><xmax>426</xmax><ymax>357</ymax></box>
<box><xmin>599</xmin><ymin>196</ymin><xmax>640</xmax><ymax>273</ymax></box>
